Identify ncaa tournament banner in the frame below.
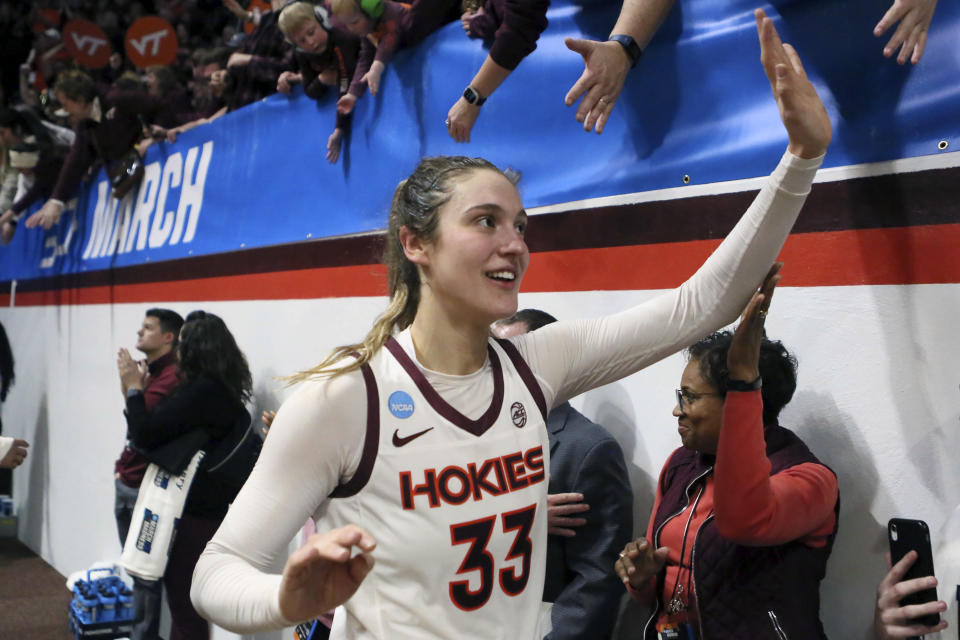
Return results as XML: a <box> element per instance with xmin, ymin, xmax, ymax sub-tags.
<box><xmin>1</xmin><ymin>0</ymin><xmax>958</xmax><ymax>283</ymax></box>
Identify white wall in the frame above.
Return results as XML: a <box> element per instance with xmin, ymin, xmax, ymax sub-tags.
<box><xmin>1</xmin><ymin>283</ymin><xmax>957</xmax><ymax>638</ymax></box>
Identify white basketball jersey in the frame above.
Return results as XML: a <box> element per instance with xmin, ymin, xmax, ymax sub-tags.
<box><xmin>318</xmin><ymin>331</ymin><xmax>551</xmax><ymax>639</ymax></box>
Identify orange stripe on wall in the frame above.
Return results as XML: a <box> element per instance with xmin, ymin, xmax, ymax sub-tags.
<box><xmin>525</xmin><ymin>223</ymin><xmax>960</xmax><ymax>291</ymax></box>
<box><xmin>1</xmin><ymin>264</ymin><xmax>389</xmax><ymax>307</ymax></box>
<box><xmin>2</xmin><ymin>224</ymin><xmax>958</xmax><ymax>306</ymax></box>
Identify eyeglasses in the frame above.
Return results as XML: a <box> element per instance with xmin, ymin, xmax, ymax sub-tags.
<box><xmin>675</xmin><ymin>388</ymin><xmax>722</xmax><ymax>411</ymax></box>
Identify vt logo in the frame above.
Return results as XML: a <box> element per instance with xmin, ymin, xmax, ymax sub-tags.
<box><xmin>71</xmin><ymin>33</ymin><xmax>108</xmax><ymax>56</ymax></box>
<box><xmin>130</xmin><ymin>29</ymin><xmax>170</xmax><ymax>56</ymax></box>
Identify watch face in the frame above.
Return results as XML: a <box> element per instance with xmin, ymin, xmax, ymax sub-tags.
<box><xmin>463</xmin><ymin>86</ymin><xmax>484</xmax><ymax>106</ymax></box>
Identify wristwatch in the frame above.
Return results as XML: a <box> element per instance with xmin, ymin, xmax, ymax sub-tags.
<box><xmin>462</xmin><ymin>85</ymin><xmax>486</xmax><ymax>107</ymax></box>
<box><xmin>608</xmin><ymin>34</ymin><xmax>643</xmax><ymax>68</ymax></box>
<box><xmin>725</xmin><ymin>376</ymin><xmax>762</xmax><ymax>392</ymax></box>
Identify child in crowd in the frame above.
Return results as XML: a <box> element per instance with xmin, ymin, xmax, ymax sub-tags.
<box><xmin>277</xmin><ymin>2</ymin><xmax>362</xmax><ymax>164</ymax></box>
<box><xmin>329</xmin><ymin>0</ymin><xmax>411</xmax><ymax>115</ymax></box>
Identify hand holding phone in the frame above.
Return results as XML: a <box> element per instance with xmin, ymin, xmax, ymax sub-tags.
<box><xmin>876</xmin><ymin>518</ymin><xmax>948</xmax><ymax>638</ymax></box>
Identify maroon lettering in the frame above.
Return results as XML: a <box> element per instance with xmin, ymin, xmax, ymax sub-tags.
<box><xmin>468</xmin><ymin>458</ymin><xmax>507</xmax><ymax>500</ymax></box>
<box><xmin>399</xmin><ymin>446</ymin><xmax>545</xmax><ymax>510</ymax></box>
<box><xmin>399</xmin><ymin>469</ymin><xmax>440</xmax><ymax>510</ymax></box>
<box><xmin>502</xmin><ymin>452</ymin><xmax>529</xmax><ymax>491</ymax></box>
<box><xmin>524</xmin><ymin>446</ymin><xmax>545</xmax><ymax>484</ymax></box>
<box><xmin>438</xmin><ymin>466</ymin><xmax>471</xmax><ymax>505</ymax></box>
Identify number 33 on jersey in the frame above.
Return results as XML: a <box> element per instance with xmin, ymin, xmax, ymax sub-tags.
<box><xmin>318</xmin><ymin>331</ymin><xmax>551</xmax><ymax>639</ymax></box>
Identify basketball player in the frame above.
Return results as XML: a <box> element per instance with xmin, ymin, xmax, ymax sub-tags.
<box><xmin>191</xmin><ymin>10</ymin><xmax>832</xmax><ymax>638</ymax></box>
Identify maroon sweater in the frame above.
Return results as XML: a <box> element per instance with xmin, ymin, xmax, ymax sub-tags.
<box><xmin>348</xmin><ymin>1</ymin><xmax>411</xmax><ymax>98</ymax></box>
<box><xmin>51</xmin><ymin>89</ymin><xmax>167</xmax><ymax>203</ymax></box>
<box><xmin>466</xmin><ymin>0</ymin><xmax>549</xmax><ymax>70</ymax></box>
<box><xmin>295</xmin><ymin>27</ymin><xmax>361</xmax><ymax>131</ymax></box>
<box><xmin>10</xmin><ymin>149</ymin><xmax>64</xmax><ymax>216</ymax></box>
<box><xmin>114</xmin><ymin>350</ymin><xmax>179</xmax><ymax>487</ymax></box>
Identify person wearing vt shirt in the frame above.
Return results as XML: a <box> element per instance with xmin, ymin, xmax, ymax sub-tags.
<box><xmin>115</xmin><ymin>308</ymin><xmax>183</xmax><ymax>640</ymax></box>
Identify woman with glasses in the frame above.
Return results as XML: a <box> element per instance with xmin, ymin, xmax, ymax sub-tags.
<box><xmin>615</xmin><ymin>267</ymin><xmax>839</xmax><ymax>640</ymax></box>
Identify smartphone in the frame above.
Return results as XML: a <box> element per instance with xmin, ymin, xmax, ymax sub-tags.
<box><xmin>887</xmin><ymin>518</ymin><xmax>940</xmax><ymax>626</ymax></box>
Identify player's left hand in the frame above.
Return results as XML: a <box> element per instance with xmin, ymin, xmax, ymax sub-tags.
<box><xmin>755</xmin><ymin>9</ymin><xmax>832</xmax><ymax>160</ymax></box>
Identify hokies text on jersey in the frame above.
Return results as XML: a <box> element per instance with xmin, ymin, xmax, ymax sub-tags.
<box><xmin>399</xmin><ymin>445</ymin><xmax>545</xmax><ymax>510</ymax></box>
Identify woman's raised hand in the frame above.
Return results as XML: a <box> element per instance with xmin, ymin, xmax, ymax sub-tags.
<box><xmin>278</xmin><ymin>525</ymin><xmax>376</xmax><ymax>622</ymax></box>
<box><xmin>755</xmin><ymin>9</ymin><xmax>832</xmax><ymax>160</ymax></box>
<box><xmin>727</xmin><ymin>262</ymin><xmax>781</xmax><ymax>382</ymax></box>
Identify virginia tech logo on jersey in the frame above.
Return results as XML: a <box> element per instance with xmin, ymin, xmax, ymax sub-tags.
<box><xmin>510</xmin><ymin>401</ymin><xmax>527</xmax><ymax>428</ymax></box>
<box><xmin>388</xmin><ymin>390</ymin><xmax>415</xmax><ymax>419</ymax></box>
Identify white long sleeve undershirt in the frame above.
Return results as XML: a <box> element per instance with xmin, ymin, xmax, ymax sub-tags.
<box><xmin>190</xmin><ymin>151</ymin><xmax>823</xmax><ymax>632</ymax></box>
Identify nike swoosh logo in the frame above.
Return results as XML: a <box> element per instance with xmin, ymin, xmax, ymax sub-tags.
<box><xmin>392</xmin><ymin>427</ymin><xmax>434</xmax><ymax>447</ymax></box>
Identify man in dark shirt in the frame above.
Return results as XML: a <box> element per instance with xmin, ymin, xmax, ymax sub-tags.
<box><xmin>115</xmin><ymin>308</ymin><xmax>183</xmax><ymax>640</ymax></box>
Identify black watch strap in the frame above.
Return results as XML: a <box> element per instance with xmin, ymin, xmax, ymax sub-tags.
<box><xmin>608</xmin><ymin>34</ymin><xmax>642</xmax><ymax>68</ymax></box>
<box><xmin>725</xmin><ymin>376</ymin><xmax>762</xmax><ymax>392</ymax></box>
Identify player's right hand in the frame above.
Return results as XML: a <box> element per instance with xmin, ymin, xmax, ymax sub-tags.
<box><xmin>279</xmin><ymin>524</ymin><xmax>376</xmax><ymax>622</ymax></box>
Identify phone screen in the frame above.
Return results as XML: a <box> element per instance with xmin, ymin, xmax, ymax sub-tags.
<box><xmin>888</xmin><ymin>518</ymin><xmax>940</xmax><ymax>627</ymax></box>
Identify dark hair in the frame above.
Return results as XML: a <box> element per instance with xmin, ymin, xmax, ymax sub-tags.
<box><xmin>145</xmin><ymin>308</ymin><xmax>184</xmax><ymax>347</ymax></box>
<box><xmin>112</xmin><ymin>71</ymin><xmax>143</xmax><ymax>92</ymax></box>
<box><xmin>177</xmin><ymin>311</ymin><xmax>252</xmax><ymax>406</ymax></box>
<box><xmin>53</xmin><ymin>70</ymin><xmax>97</xmax><ymax>103</ymax></box>
<box><xmin>497</xmin><ymin>308</ymin><xmax>557</xmax><ymax>332</ymax></box>
<box><xmin>0</xmin><ymin>106</ymin><xmax>54</xmax><ymax>146</ymax></box>
<box><xmin>0</xmin><ymin>108</ymin><xmax>26</xmax><ymax>132</ymax></box>
<box><xmin>686</xmin><ymin>330</ymin><xmax>797</xmax><ymax>425</ymax></box>
<box><xmin>146</xmin><ymin>65</ymin><xmax>180</xmax><ymax>94</ymax></box>
<box><xmin>0</xmin><ymin>322</ymin><xmax>14</xmax><ymax>402</ymax></box>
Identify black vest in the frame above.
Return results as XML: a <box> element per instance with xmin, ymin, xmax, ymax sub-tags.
<box><xmin>644</xmin><ymin>425</ymin><xmax>839</xmax><ymax>640</ymax></box>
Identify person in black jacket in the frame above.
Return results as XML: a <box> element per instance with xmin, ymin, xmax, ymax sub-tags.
<box><xmin>120</xmin><ymin>310</ymin><xmax>252</xmax><ymax>640</ymax></box>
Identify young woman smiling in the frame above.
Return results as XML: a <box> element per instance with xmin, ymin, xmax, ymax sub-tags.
<box><xmin>191</xmin><ymin>10</ymin><xmax>833</xmax><ymax>639</ymax></box>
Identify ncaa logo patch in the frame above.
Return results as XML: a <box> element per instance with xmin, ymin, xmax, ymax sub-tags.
<box><xmin>388</xmin><ymin>391</ymin><xmax>415</xmax><ymax>419</ymax></box>
<box><xmin>511</xmin><ymin>401</ymin><xmax>527</xmax><ymax>428</ymax></box>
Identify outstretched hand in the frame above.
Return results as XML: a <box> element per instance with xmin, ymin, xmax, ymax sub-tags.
<box><xmin>727</xmin><ymin>262</ymin><xmax>781</xmax><ymax>382</ymax></box>
<box><xmin>874</xmin><ymin>0</ymin><xmax>938</xmax><ymax>65</ymax></box>
<box><xmin>337</xmin><ymin>94</ymin><xmax>357</xmax><ymax>116</ymax></box>
<box><xmin>278</xmin><ymin>525</ymin><xmax>376</xmax><ymax>623</ymax></box>
<box><xmin>326</xmin><ymin>128</ymin><xmax>343</xmax><ymax>164</ymax></box>
<box><xmin>755</xmin><ymin>9</ymin><xmax>832</xmax><ymax>160</ymax></box>
<box><xmin>564</xmin><ymin>38</ymin><xmax>630</xmax><ymax>134</ymax></box>
<box><xmin>25</xmin><ymin>199</ymin><xmax>64</xmax><ymax>230</ymax></box>
<box><xmin>362</xmin><ymin>61</ymin><xmax>384</xmax><ymax>96</ymax></box>
<box><xmin>446</xmin><ymin>97</ymin><xmax>479</xmax><ymax>143</ymax></box>
<box><xmin>875</xmin><ymin>551</ymin><xmax>948</xmax><ymax>638</ymax></box>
